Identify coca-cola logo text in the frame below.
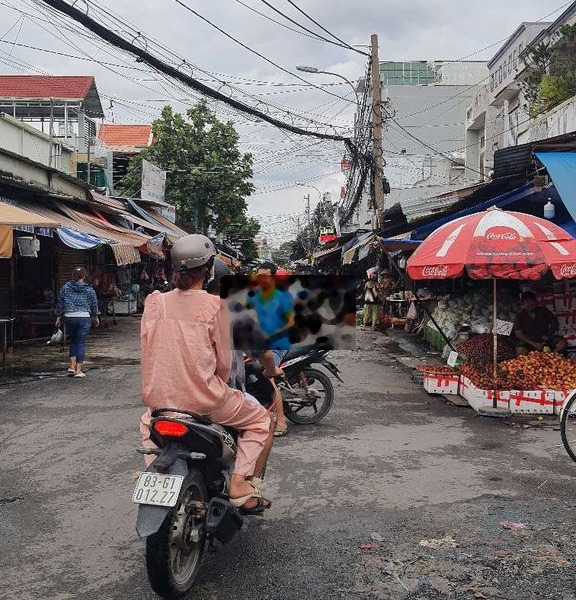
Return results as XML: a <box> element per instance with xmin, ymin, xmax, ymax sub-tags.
<box><xmin>422</xmin><ymin>265</ymin><xmax>449</xmax><ymax>277</ymax></box>
<box><xmin>485</xmin><ymin>231</ymin><xmax>518</xmax><ymax>241</ymax></box>
<box><xmin>559</xmin><ymin>264</ymin><xmax>576</xmax><ymax>277</ymax></box>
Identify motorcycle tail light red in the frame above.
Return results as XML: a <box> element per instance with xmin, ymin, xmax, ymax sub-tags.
<box><xmin>153</xmin><ymin>420</ymin><xmax>189</xmax><ymax>437</ymax></box>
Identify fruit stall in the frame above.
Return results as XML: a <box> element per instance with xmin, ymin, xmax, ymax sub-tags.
<box><xmin>405</xmin><ymin>207</ymin><xmax>576</xmax><ymax>416</ymax></box>
<box><xmin>419</xmin><ymin>351</ymin><xmax>576</xmax><ymax>415</ymax></box>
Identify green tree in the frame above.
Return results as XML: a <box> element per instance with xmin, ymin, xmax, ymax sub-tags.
<box><xmin>271</xmin><ymin>241</ymin><xmax>294</xmax><ymax>266</ymax></box>
<box><xmin>523</xmin><ymin>24</ymin><xmax>576</xmax><ymax>117</ymax></box>
<box><xmin>222</xmin><ymin>215</ymin><xmax>260</xmax><ymax>262</ymax></box>
<box><xmin>118</xmin><ymin>101</ymin><xmax>255</xmax><ymax>235</ymax></box>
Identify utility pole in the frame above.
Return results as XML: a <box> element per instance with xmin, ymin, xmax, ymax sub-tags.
<box><xmin>304</xmin><ymin>193</ymin><xmax>311</xmax><ymax>254</ymax></box>
<box><xmin>370</xmin><ymin>33</ymin><xmax>385</xmax><ymax>224</ymax></box>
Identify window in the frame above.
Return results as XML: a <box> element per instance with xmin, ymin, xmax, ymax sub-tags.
<box><xmin>490</xmin><ymin>73</ymin><xmax>495</xmax><ymax>91</ymax></box>
<box><xmin>513</xmin><ymin>50</ymin><xmax>517</xmax><ymax>69</ymax></box>
<box><xmin>519</xmin><ymin>42</ymin><xmax>524</xmax><ymax>61</ymax></box>
<box><xmin>499</xmin><ymin>65</ymin><xmax>503</xmax><ymax>84</ymax></box>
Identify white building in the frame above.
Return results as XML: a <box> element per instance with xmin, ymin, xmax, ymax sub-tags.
<box><xmin>342</xmin><ymin>60</ymin><xmax>488</xmax><ymax>232</ymax></box>
<box><xmin>466</xmin><ymin>3</ymin><xmax>576</xmax><ymax>182</ymax></box>
<box><xmin>465</xmin><ymin>22</ymin><xmax>551</xmax><ymax>182</ymax></box>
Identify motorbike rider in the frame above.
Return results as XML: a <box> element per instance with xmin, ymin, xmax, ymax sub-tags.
<box><xmin>139</xmin><ymin>234</ymin><xmax>272</xmax><ymax>515</ymax></box>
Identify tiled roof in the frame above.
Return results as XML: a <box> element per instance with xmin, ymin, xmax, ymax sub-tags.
<box><xmin>97</xmin><ymin>124</ymin><xmax>153</xmax><ymax>150</ymax></box>
<box><xmin>0</xmin><ymin>75</ymin><xmax>96</xmax><ymax>100</ymax></box>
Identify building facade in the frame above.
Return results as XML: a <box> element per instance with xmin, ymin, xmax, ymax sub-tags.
<box><xmin>342</xmin><ymin>60</ymin><xmax>488</xmax><ymax>233</ymax></box>
<box><xmin>466</xmin><ymin>3</ymin><xmax>576</xmax><ymax>182</ymax></box>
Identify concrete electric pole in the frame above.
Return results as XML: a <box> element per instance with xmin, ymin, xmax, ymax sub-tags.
<box><xmin>370</xmin><ymin>33</ymin><xmax>385</xmax><ymax>223</ymax></box>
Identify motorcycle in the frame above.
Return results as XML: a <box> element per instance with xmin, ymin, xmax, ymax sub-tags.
<box><xmin>245</xmin><ymin>338</ymin><xmax>343</xmax><ymax>424</ymax></box>
<box><xmin>133</xmin><ymin>408</ymin><xmax>256</xmax><ymax>599</ymax></box>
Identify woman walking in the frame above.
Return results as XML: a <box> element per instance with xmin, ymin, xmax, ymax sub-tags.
<box><xmin>56</xmin><ymin>267</ymin><xmax>100</xmax><ymax>378</ymax></box>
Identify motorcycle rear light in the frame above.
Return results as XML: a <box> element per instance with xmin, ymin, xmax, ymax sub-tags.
<box><xmin>153</xmin><ymin>420</ymin><xmax>189</xmax><ymax>437</ymax></box>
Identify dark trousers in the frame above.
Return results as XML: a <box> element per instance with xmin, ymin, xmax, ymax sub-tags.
<box><xmin>65</xmin><ymin>317</ymin><xmax>92</xmax><ymax>363</ymax></box>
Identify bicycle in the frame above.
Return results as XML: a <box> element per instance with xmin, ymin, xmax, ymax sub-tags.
<box><xmin>560</xmin><ymin>389</ymin><xmax>576</xmax><ymax>462</ymax></box>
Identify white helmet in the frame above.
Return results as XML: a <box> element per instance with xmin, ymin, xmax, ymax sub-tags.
<box><xmin>171</xmin><ymin>234</ymin><xmax>216</xmax><ymax>271</ymax></box>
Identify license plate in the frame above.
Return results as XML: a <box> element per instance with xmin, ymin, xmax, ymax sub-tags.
<box><xmin>132</xmin><ymin>473</ymin><xmax>184</xmax><ymax>507</ymax></box>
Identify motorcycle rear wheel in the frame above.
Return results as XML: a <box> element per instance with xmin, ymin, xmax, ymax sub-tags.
<box><xmin>145</xmin><ymin>469</ymin><xmax>207</xmax><ymax>599</ymax></box>
<box><xmin>284</xmin><ymin>367</ymin><xmax>334</xmax><ymax>424</ymax></box>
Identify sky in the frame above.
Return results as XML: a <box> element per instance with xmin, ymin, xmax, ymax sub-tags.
<box><xmin>0</xmin><ymin>0</ymin><xmax>569</xmax><ymax>244</ymax></box>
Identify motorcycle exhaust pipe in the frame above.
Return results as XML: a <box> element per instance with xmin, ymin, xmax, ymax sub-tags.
<box><xmin>205</xmin><ymin>498</ymin><xmax>243</xmax><ymax>543</ymax></box>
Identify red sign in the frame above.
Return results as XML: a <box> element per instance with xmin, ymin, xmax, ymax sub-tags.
<box><xmin>341</xmin><ymin>158</ymin><xmax>351</xmax><ymax>171</ymax></box>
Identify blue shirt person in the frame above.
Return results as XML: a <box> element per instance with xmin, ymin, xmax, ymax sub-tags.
<box><xmin>246</xmin><ymin>264</ymin><xmax>295</xmax><ymax>355</ymax></box>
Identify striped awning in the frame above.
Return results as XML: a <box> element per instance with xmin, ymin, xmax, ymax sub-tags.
<box><xmin>57</xmin><ymin>226</ymin><xmax>105</xmax><ymax>250</ymax></box>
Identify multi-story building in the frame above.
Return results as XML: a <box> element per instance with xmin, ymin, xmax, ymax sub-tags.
<box><xmin>465</xmin><ymin>22</ymin><xmax>550</xmax><ymax>182</ymax></box>
<box><xmin>466</xmin><ymin>2</ymin><xmax>576</xmax><ymax>182</ymax></box>
<box><xmin>0</xmin><ymin>75</ymin><xmax>105</xmax><ymax>185</ymax></box>
<box><xmin>341</xmin><ymin>60</ymin><xmax>488</xmax><ymax>233</ymax></box>
<box><xmin>96</xmin><ymin>124</ymin><xmax>153</xmax><ymax>195</ymax></box>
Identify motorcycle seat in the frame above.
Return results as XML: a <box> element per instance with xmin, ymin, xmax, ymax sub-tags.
<box><xmin>282</xmin><ymin>337</ymin><xmax>332</xmax><ymax>363</ymax></box>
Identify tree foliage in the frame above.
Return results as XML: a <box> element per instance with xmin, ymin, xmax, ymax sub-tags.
<box><xmin>223</xmin><ymin>214</ymin><xmax>260</xmax><ymax>262</ymax></box>
<box><xmin>523</xmin><ymin>24</ymin><xmax>576</xmax><ymax>117</ymax></box>
<box><xmin>118</xmin><ymin>101</ymin><xmax>255</xmax><ymax>236</ymax></box>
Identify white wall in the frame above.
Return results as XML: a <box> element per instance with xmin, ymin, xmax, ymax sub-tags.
<box><xmin>0</xmin><ymin>113</ymin><xmax>72</xmax><ymax>174</ymax></box>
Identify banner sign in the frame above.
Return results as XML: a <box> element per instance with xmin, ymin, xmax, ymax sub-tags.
<box><xmin>141</xmin><ymin>159</ymin><xmax>167</xmax><ymax>204</ymax></box>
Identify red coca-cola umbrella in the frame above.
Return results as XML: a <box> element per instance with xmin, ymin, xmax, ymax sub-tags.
<box><xmin>406</xmin><ymin>207</ymin><xmax>576</xmax><ymax>412</ymax></box>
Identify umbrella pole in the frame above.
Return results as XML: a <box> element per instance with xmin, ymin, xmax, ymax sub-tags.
<box><xmin>493</xmin><ymin>278</ymin><xmax>498</xmax><ymax>409</ymax></box>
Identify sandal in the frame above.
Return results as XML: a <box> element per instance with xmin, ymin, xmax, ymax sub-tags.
<box><xmin>250</xmin><ymin>477</ymin><xmax>266</xmax><ymax>492</ymax></box>
<box><xmin>274</xmin><ymin>424</ymin><xmax>288</xmax><ymax>437</ymax></box>
<box><xmin>229</xmin><ymin>490</ymin><xmax>271</xmax><ymax>516</ymax></box>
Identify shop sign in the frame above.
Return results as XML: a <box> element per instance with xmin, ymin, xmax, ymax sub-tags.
<box><xmin>319</xmin><ymin>227</ymin><xmax>337</xmax><ymax>245</ymax></box>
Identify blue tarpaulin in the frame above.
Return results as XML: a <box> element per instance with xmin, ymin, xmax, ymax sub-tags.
<box><xmin>411</xmin><ymin>183</ymin><xmax>534</xmax><ymax>239</ymax></box>
<box><xmin>56</xmin><ymin>226</ymin><xmax>104</xmax><ymax>250</ymax></box>
<box><xmin>536</xmin><ymin>152</ymin><xmax>576</xmax><ymax>224</ymax></box>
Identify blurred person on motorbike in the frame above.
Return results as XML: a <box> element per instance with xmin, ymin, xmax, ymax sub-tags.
<box><xmin>246</xmin><ymin>262</ymin><xmax>295</xmax><ymax>437</ymax></box>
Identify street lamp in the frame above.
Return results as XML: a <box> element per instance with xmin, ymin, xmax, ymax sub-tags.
<box><xmin>296</xmin><ymin>65</ymin><xmax>360</xmax><ymax>106</ymax></box>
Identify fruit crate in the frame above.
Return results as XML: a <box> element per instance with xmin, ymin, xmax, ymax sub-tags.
<box><xmin>539</xmin><ymin>388</ymin><xmax>575</xmax><ymax>413</ymax></box>
<box><xmin>419</xmin><ymin>366</ymin><xmax>460</xmax><ymax>395</ymax></box>
<box><xmin>459</xmin><ymin>376</ymin><xmax>554</xmax><ymax>414</ymax></box>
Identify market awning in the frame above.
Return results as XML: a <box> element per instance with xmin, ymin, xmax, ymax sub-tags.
<box><xmin>127</xmin><ymin>198</ymin><xmax>186</xmax><ymax>241</ymax></box>
<box><xmin>536</xmin><ymin>152</ymin><xmax>576</xmax><ymax>223</ymax></box>
<box><xmin>380</xmin><ymin>237</ymin><xmax>422</xmax><ymax>252</ymax></box>
<box><xmin>0</xmin><ymin>201</ymin><xmax>58</xmax><ymax>228</ymax></box>
<box><xmin>8</xmin><ymin>200</ymin><xmax>141</xmax><ymax>265</ymax></box>
<box><xmin>411</xmin><ymin>183</ymin><xmax>534</xmax><ymax>239</ymax></box>
<box><xmin>342</xmin><ymin>232</ymin><xmax>374</xmax><ymax>265</ymax></box>
<box><xmin>55</xmin><ymin>201</ymin><xmax>163</xmax><ymax>262</ymax></box>
<box><xmin>0</xmin><ymin>226</ymin><xmax>12</xmax><ymax>258</ymax></box>
<box><xmin>311</xmin><ymin>244</ymin><xmax>342</xmax><ymax>263</ymax></box>
<box><xmin>57</xmin><ymin>225</ymin><xmax>104</xmax><ymax>250</ymax></box>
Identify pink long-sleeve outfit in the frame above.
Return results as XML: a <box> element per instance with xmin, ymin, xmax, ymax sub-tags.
<box><xmin>139</xmin><ymin>289</ymin><xmax>270</xmax><ymax>476</ymax></box>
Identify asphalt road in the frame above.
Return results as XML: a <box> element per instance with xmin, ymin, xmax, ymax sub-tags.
<box><xmin>2</xmin><ymin>331</ymin><xmax>576</xmax><ymax>600</ymax></box>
